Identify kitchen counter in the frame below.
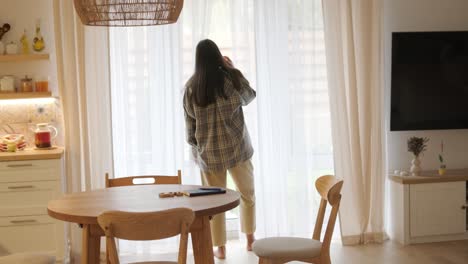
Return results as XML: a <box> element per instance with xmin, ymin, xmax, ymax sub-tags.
<box><xmin>389</xmin><ymin>169</ymin><xmax>468</xmax><ymax>184</ymax></box>
<box><xmin>0</xmin><ymin>147</ymin><xmax>64</xmax><ymax>161</ymax></box>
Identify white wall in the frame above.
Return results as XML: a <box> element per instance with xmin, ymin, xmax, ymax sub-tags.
<box><xmin>384</xmin><ymin>0</ymin><xmax>468</xmax><ymax>172</ymax></box>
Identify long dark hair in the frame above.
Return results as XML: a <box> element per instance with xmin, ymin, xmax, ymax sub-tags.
<box><xmin>189</xmin><ymin>39</ymin><xmax>243</xmax><ymax>107</ymax></box>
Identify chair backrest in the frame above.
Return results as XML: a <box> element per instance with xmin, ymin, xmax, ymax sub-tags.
<box><xmin>105</xmin><ymin>170</ymin><xmax>182</xmax><ymax>188</ymax></box>
<box><xmin>312</xmin><ymin>175</ymin><xmax>343</xmax><ymax>252</ymax></box>
<box><xmin>98</xmin><ymin>208</ymin><xmax>195</xmax><ymax>264</ymax></box>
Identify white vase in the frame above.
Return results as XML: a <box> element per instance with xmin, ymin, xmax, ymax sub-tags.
<box><xmin>410</xmin><ymin>156</ymin><xmax>421</xmax><ymax>176</ymax></box>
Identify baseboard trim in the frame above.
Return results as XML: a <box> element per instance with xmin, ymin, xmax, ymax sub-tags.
<box><xmin>409</xmin><ymin>232</ymin><xmax>468</xmax><ymax>244</ymax></box>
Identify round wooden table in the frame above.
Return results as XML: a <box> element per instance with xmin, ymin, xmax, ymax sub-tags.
<box><xmin>48</xmin><ymin>184</ymin><xmax>240</xmax><ymax>264</ymax></box>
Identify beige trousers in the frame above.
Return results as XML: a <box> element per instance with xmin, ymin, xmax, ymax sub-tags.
<box><xmin>200</xmin><ymin>159</ymin><xmax>256</xmax><ymax>247</ymax></box>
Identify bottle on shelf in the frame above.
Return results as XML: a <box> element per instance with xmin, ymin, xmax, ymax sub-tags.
<box><xmin>33</xmin><ymin>20</ymin><xmax>45</xmax><ymax>52</ymax></box>
<box><xmin>20</xmin><ymin>30</ymin><xmax>30</xmax><ymax>55</ymax></box>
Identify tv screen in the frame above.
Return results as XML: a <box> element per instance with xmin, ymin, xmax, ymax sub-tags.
<box><xmin>391</xmin><ymin>31</ymin><xmax>468</xmax><ymax>131</ymax></box>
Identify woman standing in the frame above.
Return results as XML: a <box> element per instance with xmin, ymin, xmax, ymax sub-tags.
<box><xmin>183</xmin><ymin>39</ymin><xmax>256</xmax><ymax>259</ymax></box>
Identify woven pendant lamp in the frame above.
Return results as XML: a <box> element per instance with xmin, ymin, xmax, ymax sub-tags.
<box><xmin>74</xmin><ymin>0</ymin><xmax>184</xmax><ymax>27</ymax></box>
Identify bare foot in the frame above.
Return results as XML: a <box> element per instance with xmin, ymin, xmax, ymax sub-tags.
<box><xmin>214</xmin><ymin>246</ymin><xmax>226</xmax><ymax>259</ymax></box>
<box><xmin>246</xmin><ymin>234</ymin><xmax>255</xmax><ymax>251</ymax></box>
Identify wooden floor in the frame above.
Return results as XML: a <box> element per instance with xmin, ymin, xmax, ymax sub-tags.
<box><xmin>120</xmin><ymin>239</ymin><xmax>468</xmax><ymax>264</ymax></box>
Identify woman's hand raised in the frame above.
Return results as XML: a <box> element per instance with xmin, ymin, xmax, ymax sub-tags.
<box><xmin>223</xmin><ymin>56</ymin><xmax>233</xmax><ymax>67</ymax></box>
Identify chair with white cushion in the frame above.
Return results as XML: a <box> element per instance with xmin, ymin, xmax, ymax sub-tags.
<box><xmin>252</xmin><ymin>175</ymin><xmax>343</xmax><ymax>264</ymax></box>
<box><xmin>0</xmin><ymin>252</ymin><xmax>55</xmax><ymax>264</ymax></box>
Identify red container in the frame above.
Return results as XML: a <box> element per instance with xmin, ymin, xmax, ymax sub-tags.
<box><xmin>35</xmin><ymin>131</ymin><xmax>51</xmax><ymax>148</ymax></box>
<box><xmin>34</xmin><ymin>123</ymin><xmax>57</xmax><ymax>149</ymax></box>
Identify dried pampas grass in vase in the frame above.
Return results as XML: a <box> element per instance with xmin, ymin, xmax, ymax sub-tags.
<box><xmin>407</xmin><ymin>136</ymin><xmax>429</xmax><ymax>176</ymax></box>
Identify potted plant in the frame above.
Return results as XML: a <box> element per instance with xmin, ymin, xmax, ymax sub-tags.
<box><xmin>438</xmin><ymin>140</ymin><xmax>446</xmax><ymax>175</ymax></box>
<box><xmin>407</xmin><ymin>136</ymin><xmax>429</xmax><ymax>176</ymax></box>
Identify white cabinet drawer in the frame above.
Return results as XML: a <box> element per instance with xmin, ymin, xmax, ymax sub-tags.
<box><xmin>0</xmin><ymin>181</ymin><xmax>59</xmax><ymax>209</ymax></box>
<box><xmin>0</xmin><ymin>215</ymin><xmax>58</xmax><ymax>254</ymax></box>
<box><xmin>0</xmin><ymin>157</ymin><xmax>65</xmax><ymax>259</ymax></box>
<box><xmin>0</xmin><ymin>207</ymin><xmax>48</xmax><ymax>217</ymax></box>
<box><xmin>0</xmin><ymin>159</ymin><xmax>61</xmax><ymax>182</ymax></box>
<box><xmin>0</xmin><ymin>214</ymin><xmax>54</xmax><ymax>227</ymax></box>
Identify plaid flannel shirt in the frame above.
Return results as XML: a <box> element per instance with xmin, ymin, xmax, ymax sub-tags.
<box><xmin>183</xmin><ymin>76</ymin><xmax>256</xmax><ymax>172</ymax></box>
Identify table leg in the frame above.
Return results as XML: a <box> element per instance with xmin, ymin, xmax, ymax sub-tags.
<box><xmin>81</xmin><ymin>224</ymin><xmax>102</xmax><ymax>264</ymax></box>
<box><xmin>191</xmin><ymin>216</ymin><xmax>214</xmax><ymax>264</ymax></box>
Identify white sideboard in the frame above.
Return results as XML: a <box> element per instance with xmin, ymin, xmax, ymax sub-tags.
<box><xmin>0</xmin><ymin>148</ymin><xmax>66</xmax><ymax>262</ymax></box>
<box><xmin>389</xmin><ymin>170</ymin><xmax>468</xmax><ymax>245</ymax></box>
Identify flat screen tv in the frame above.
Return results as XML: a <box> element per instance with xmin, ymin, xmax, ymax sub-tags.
<box><xmin>391</xmin><ymin>31</ymin><xmax>468</xmax><ymax>131</ymax></box>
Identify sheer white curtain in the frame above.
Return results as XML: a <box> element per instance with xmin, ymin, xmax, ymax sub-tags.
<box><xmin>253</xmin><ymin>0</ymin><xmax>333</xmax><ymax>238</ymax></box>
<box><xmin>109</xmin><ymin>0</ymin><xmax>333</xmax><ymax>256</ymax></box>
<box><xmin>109</xmin><ymin>22</ymin><xmax>186</xmax><ymax>179</ymax></box>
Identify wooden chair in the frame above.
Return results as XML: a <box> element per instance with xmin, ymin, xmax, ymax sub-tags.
<box><xmin>105</xmin><ymin>170</ymin><xmax>182</xmax><ymax>188</ymax></box>
<box><xmin>104</xmin><ymin>170</ymin><xmax>182</xmax><ymax>263</ymax></box>
<box><xmin>252</xmin><ymin>175</ymin><xmax>343</xmax><ymax>264</ymax></box>
<box><xmin>98</xmin><ymin>208</ymin><xmax>195</xmax><ymax>264</ymax></box>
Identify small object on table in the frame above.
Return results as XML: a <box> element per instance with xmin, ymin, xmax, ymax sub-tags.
<box><xmin>159</xmin><ymin>192</ymin><xmax>184</xmax><ymax>198</ymax></box>
<box><xmin>159</xmin><ymin>192</ymin><xmax>175</xmax><ymax>198</ymax></box>
<box><xmin>183</xmin><ymin>188</ymin><xmax>226</xmax><ymax>197</ymax></box>
<box><xmin>400</xmin><ymin>171</ymin><xmax>409</xmax><ymax>177</ymax></box>
<box><xmin>199</xmin><ymin>187</ymin><xmax>224</xmax><ymax>191</ymax></box>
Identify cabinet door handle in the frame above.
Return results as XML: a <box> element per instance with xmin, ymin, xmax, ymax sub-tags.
<box><xmin>10</xmin><ymin>219</ymin><xmax>37</xmax><ymax>224</ymax></box>
<box><xmin>8</xmin><ymin>185</ymin><xmax>35</xmax><ymax>190</ymax></box>
<box><xmin>7</xmin><ymin>164</ymin><xmax>33</xmax><ymax>168</ymax></box>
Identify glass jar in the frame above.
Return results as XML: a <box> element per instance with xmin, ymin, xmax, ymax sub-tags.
<box><xmin>20</xmin><ymin>75</ymin><xmax>33</xmax><ymax>92</ymax></box>
<box><xmin>0</xmin><ymin>75</ymin><xmax>15</xmax><ymax>92</ymax></box>
<box><xmin>35</xmin><ymin>76</ymin><xmax>49</xmax><ymax>92</ymax></box>
<box><xmin>34</xmin><ymin>123</ymin><xmax>58</xmax><ymax>148</ymax></box>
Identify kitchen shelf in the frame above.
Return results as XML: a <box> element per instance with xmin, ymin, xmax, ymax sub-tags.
<box><xmin>0</xmin><ymin>54</ymin><xmax>50</xmax><ymax>62</ymax></box>
<box><xmin>0</xmin><ymin>92</ymin><xmax>52</xmax><ymax>100</ymax></box>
